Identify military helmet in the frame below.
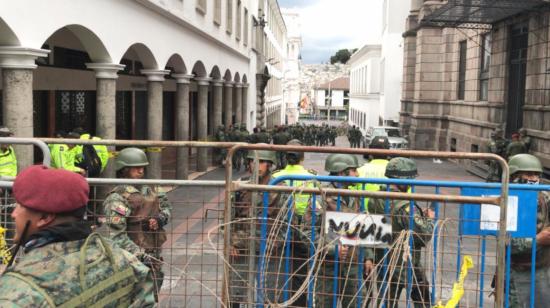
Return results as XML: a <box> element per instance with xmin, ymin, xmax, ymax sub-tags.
<box><xmin>247</xmin><ymin>149</ymin><xmax>277</xmax><ymax>165</ymax></box>
<box><xmin>325</xmin><ymin>153</ymin><xmax>359</xmax><ymax>173</ymax></box>
<box><xmin>509</xmin><ymin>154</ymin><xmax>543</xmax><ymax>176</ymax></box>
<box><xmin>116</xmin><ymin>147</ymin><xmax>149</xmax><ymax>171</ymax></box>
<box><xmin>385</xmin><ymin>157</ymin><xmax>418</xmax><ymax>179</ymax></box>
<box><xmin>0</xmin><ymin>127</ymin><xmax>13</xmax><ymax>137</ymax></box>
<box><xmin>369</xmin><ymin>136</ymin><xmax>390</xmax><ymax>149</ymax></box>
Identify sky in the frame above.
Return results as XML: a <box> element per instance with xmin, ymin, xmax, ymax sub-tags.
<box><xmin>279</xmin><ymin>0</ymin><xmax>383</xmax><ymax>64</ymax></box>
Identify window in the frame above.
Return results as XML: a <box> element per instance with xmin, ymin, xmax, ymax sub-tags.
<box><xmin>450</xmin><ymin>138</ymin><xmax>457</xmax><ymax>152</ymax></box>
<box><xmin>458</xmin><ymin>40</ymin><xmax>467</xmax><ymax>100</ymax></box>
<box><xmin>236</xmin><ymin>1</ymin><xmax>242</xmax><ymax>41</ymax></box>
<box><xmin>471</xmin><ymin>144</ymin><xmax>479</xmax><ymax>153</ymax></box>
<box><xmin>196</xmin><ymin>0</ymin><xmax>207</xmax><ymax>15</ymax></box>
<box><xmin>214</xmin><ymin>0</ymin><xmax>222</xmax><ymax>25</ymax></box>
<box><xmin>380</xmin><ymin>58</ymin><xmax>386</xmax><ymax>94</ymax></box>
<box><xmin>243</xmin><ymin>8</ymin><xmax>248</xmax><ymax>46</ymax></box>
<box><xmin>479</xmin><ymin>33</ymin><xmax>491</xmax><ymax>101</ymax></box>
<box><xmin>226</xmin><ymin>0</ymin><xmax>233</xmax><ymax>34</ymax></box>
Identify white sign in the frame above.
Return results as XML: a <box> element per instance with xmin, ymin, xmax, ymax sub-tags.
<box><xmin>480</xmin><ymin>195</ymin><xmax>518</xmax><ymax>231</ymax></box>
<box><xmin>324</xmin><ymin>211</ymin><xmax>392</xmax><ymax>247</ymax></box>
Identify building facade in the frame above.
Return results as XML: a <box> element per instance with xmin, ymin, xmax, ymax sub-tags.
<box><xmin>348</xmin><ymin>45</ymin><xmax>381</xmax><ymax>133</ymax></box>
<box><xmin>401</xmin><ymin>0</ymin><xmax>550</xmax><ymax>173</ymax></box>
<box><xmin>314</xmin><ymin>77</ymin><xmax>349</xmax><ymax>121</ymax></box>
<box><xmin>262</xmin><ymin>0</ymin><xmax>287</xmax><ymax>129</ymax></box>
<box><xmin>0</xmin><ymin>0</ymin><xmax>284</xmax><ymax>177</ymax></box>
<box><xmin>282</xmin><ymin>9</ymin><xmax>302</xmax><ymax>125</ymax></box>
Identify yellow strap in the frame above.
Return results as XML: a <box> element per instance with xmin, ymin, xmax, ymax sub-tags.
<box><xmin>146</xmin><ymin>147</ymin><xmax>164</xmax><ymax>153</ymax></box>
<box><xmin>4</xmin><ymin>272</ymin><xmax>56</xmax><ymax>307</ymax></box>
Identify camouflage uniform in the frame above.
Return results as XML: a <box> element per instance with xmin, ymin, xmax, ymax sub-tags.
<box><xmin>509</xmin><ymin>192</ymin><xmax>550</xmax><ymax>307</ymax></box>
<box><xmin>507</xmin><ymin>140</ymin><xmax>527</xmax><ymax>160</ymax></box>
<box><xmin>519</xmin><ymin>128</ymin><xmax>532</xmax><ymax>152</ymax></box>
<box><xmin>487</xmin><ymin>130</ymin><xmax>508</xmax><ymax>182</ymax></box>
<box><xmin>102</xmin><ymin>185</ymin><xmax>172</xmax><ymax>300</ymax></box>
<box><xmin>0</xmin><ymin>228</ymin><xmax>155</xmax><ymax>307</ymax></box>
<box><xmin>215</xmin><ymin>125</ymin><xmax>227</xmax><ymax>164</ymax></box>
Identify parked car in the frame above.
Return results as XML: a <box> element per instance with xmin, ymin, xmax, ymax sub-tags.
<box><xmin>363</xmin><ymin>126</ymin><xmax>409</xmax><ymax>149</ymax></box>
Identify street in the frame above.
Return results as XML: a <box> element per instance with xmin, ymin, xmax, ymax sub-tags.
<box><xmin>160</xmin><ymin>136</ymin><xmax>496</xmax><ymax>307</ymax></box>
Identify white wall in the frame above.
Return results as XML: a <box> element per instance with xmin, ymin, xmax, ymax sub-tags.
<box><xmin>332</xmin><ymin>90</ymin><xmax>344</xmax><ymax>107</ymax></box>
<box><xmin>316</xmin><ymin>90</ymin><xmax>326</xmax><ymax>107</ymax></box>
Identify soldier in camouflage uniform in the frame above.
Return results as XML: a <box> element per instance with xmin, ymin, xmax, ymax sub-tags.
<box><xmin>508</xmin><ymin>154</ymin><xmax>550</xmax><ymax>307</ymax></box>
<box><xmin>215</xmin><ymin>125</ymin><xmax>227</xmax><ymax>164</ymax></box>
<box><xmin>230</xmin><ymin>149</ymin><xmax>286</xmax><ymax>306</ymax></box>
<box><xmin>519</xmin><ymin>127</ymin><xmax>532</xmax><ymax>152</ymax></box>
<box><xmin>272</xmin><ymin>125</ymin><xmax>290</xmax><ymax>169</ymax></box>
<box><xmin>302</xmin><ymin>153</ymin><xmax>374</xmax><ymax>307</ymax></box>
<box><xmin>506</xmin><ymin>132</ymin><xmax>527</xmax><ymax>160</ymax></box>
<box><xmin>0</xmin><ymin>165</ymin><xmax>155</xmax><ymax>306</ymax></box>
<box><xmin>487</xmin><ymin>128</ymin><xmax>508</xmax><ymax>182</ymax></box>
<box><xmin>368</xmin><ymin>157</ymin><xmax>434</xmax><ymax>308</ymax></box>
<box><xmin>329</xmin><ymin>126</ymin><xmax>338</xmax><ymax>146</ymax></box>
<box><xmin>102</xmin><ymin>147</ymin><xmax>172</xmax><ymax>301</ymax></box>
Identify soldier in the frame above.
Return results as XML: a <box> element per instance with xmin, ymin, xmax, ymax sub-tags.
<box><xmin>506</xmin><ymin>132</ymin><xmax>527</xmax><ymax>160</ymax></box>
<box><xmin>368</xmin><ymin>157</ymin><xmax>434</xmax><ymax>308</ymax></box>
<box><xmin>348</xmin><ymin>126</ymin><xmax>357</xmax><ymax>148</ymax></box>
<box><xmin>519</xmin><ymin>127</ymin><xmax>532</xmax><ymax>152</ymax></box>
<box><xmin>258</xmin><ymin>127</ymin><xmax>271</xmax><ymax>144</ymax></box>
<box><xmin>248</xmin><ymin>127</ymin><xmax>260</xmax><ymax>144</ymax></box>
<box><xmin>102</xmin><ymin>147</ymin><xmax>172</xmax><ymax>301</ymax></box>
<box><xmin>0</xmin><ymin>165</ymin><xmax>155</xmax><ymax>306</ymax></box>
<box><xmin>305</xmin><ymin>153</ymin><xmax>374</xmax><ymax>307</ymax></box>
<box><xmin>487</xmin><ymin>128</ymin><xmax>508</xmax><ymax>182</ymax></box>
<box><xmin>508</xmin><ymin>154</ymin><xmax>550</xmax><ymax>306</ymax></box>
<box><xmin>272</xmin><ymin>139</ymin><xmax>317</xmax><ymax>306</ymax></box>
<box><xmin>0</xmin><ymin>127</ymin><xmax>17</xmax><ymax>177</ymax></box>
<box><xmin>215</xmin><ymin>125</ymin><xmax>227</xmax><ymax>164</ymax></box>
<box><xmin>231</xmin><ymin>149</ymin><xmax>285</xmax><ymax>306</ymax></box>
<box><xmin>272</xmin><ymin>125</ymin><xmax>290</xmax><ymax>169</ymax></box>
<box><xmin>329</xmin><ymin>126</ymin><xmax>338</xmax><ymax>146</ymax></box>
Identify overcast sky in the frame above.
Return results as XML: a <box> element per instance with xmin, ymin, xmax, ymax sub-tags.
<box><xmin>279</xmin><ymin>0</ymin><xmax>383</xmax><ymax>64</ymax></box>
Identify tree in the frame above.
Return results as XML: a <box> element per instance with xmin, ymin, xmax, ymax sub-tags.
<box><xmin>330</xmin><ymin>49</ymin><xmax>355</xmax><ymax>64</ymax></box>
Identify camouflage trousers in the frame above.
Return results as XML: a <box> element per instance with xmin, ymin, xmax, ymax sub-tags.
<box><xmin>317</xmin><ymin>261</ymin><xmax>361</xmax><ymax>307</ymax></box>
<box><xmin>509</xmin><ymin>267</ymin><xmax>550</xmax><ymax>308</ymax></box>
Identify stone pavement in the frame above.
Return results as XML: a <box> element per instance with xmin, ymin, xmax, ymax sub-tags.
<box><xmin>160</xmin><ymin>136</ymin><xmax>497</xmax><ymax>307</ymax></box>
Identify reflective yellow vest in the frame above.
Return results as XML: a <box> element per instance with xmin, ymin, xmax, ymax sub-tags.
<box><xmin>50</xmin><ymin>144</ymin><xmax>83</xmax><ymax>173</ymax></box>
<box><xmin>356</xmin><ymin>159</ymin><xmax>390</xmax><ymax>209</ymax></box>
<box><xmin>272</xmin><ymin>164</ymin><xmax>316</xmax><ymax>216</ymax></box>
<box><xmin>79</xmin><ymin>134</ymin><xmax>109</xmax><ymax>171</ymax></box>
<box><xmin>0</xmin><ymin>146</ymin><xmax>17</xmax><ymax>177</ymax></box>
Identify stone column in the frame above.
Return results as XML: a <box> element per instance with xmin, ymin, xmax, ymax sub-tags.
<box><xmin>233</xmin><ymin>83</ymin><xmax>243</xmax><ymax>125</ymax></box>
<box><xmin>241</xmin><ymin>83</ymin><xmax>249</xmax><ymax>127</ymax></box>
<box><xmin>196</xmin><ymin>77</ymin><xmax>211</xmax><ymax>172</ymax></box>
<box><xmin>172</xmin><ymin>74</ymin><xmax>194</xmax><ymax>179</ymax></box>
<box><xmin>86</xmin><ymin>63</ymin><xmax>125</xmax><ymax>178</ymax></box>
<box><xmin>212</xmin><ymin>79</ymin><xmax>224</xmax><ymax>129</ymax></box>
<box><xmin>141</xmin><ymin>69</ymin><xmax>169</xmax><ymax>179</ymax></box>
<box><xmin>0</xmin><ymin>47</ymin><xmax>49</xmax><ymax>170</ymax></box>
<box><xmin>223</xmin><ymin>81</ymin><xmax>234</xmax><ymax>126</ymax></box>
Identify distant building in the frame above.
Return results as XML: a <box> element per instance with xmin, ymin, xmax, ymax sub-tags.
<box><xmin>314</xmin><ymin>77</ymin><xmax>349</xmax><ymax>121</ymax></box>
<box><xmin>348</xmin><ymin>45</ymin><xmax>381</xmax><ymax>132</ymax></box>
<box><xmin>282</xmin><ymin>9</ymin><xmax>302</xmax><ymax>124</ymax></box>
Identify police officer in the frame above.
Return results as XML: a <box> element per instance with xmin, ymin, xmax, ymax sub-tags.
<box><xmin>272</xmin><ymin>139</ymin><xmax>317</xmax><ymax>306</ymax></box>
<box><xmin>306</xmin><ymin>153</ymin><xmax>374</xmax><ymax>307</ymax></box>
<box><xmin>231</xmin><ymin>148</ymin><xmax>285</xmax><ymax>306</ymax></box>
<box><xmin>508</xmin><ymin>154</ymin><xmax>550</xmax><ymax>307</ymax></box>
<box><xmin>102</xmin><ymin>147</ymin><xmax>172</xmax><ymax>301</ymax></box>
<box><xmin>50</xmin><ymin>132</ymin><xmax>86</xmax><ymax>175</ymax></box>
<box><xmin>358</xmin><ymin>136</ymin><xmax>391</xmax><ymax>206</ymax></box>
<box><xmin>0</xmin><ymin>165</ymin><xmax>155</xmax><ymax>306</ymax></box>
<box><xmin>506</xmin><ymin>132</ymin><xmax>527</xmax><ymax>160</ymax></box>
<box><xmin>368</xmin><ymin>157</ymin><xmax>434</xmax><ymax>308</ymax></box>
<box><xmin>0</xmin><ymin>127</ymin><xmax>16</xmax><ymax>178</ymax></box>
<box><xmin>76</xmin><ymin>131</ymin><xmax>109</xmax><ymax>176</ymax></box>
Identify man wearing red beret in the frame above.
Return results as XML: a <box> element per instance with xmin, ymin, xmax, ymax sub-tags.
<box><xmin>0</xmin><ymin>165</ymin><xmax>156</xmax><ymax>306</ymax></box>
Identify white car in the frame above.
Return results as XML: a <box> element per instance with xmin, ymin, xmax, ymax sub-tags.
<box><xmin>363</xmin><ymin>126</ymin><xmax>409</xmax><ymax>149</ymax></box>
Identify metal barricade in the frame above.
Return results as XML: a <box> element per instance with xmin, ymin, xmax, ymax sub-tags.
<box><xmin>224</xmin><ymin>144</ymin><xmax>511</xmax><ymax>308</ymax></box>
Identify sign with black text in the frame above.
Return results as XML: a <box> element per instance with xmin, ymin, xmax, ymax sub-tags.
<box><xmin>324</xmin><ymin>211</ymin><xmax>392</xmax><ymax>247</ymax></box>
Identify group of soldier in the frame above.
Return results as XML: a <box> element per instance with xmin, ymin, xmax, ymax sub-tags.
<box><xmin>347</xmin><ymin>125</ymin><xmax>363</xmax><ymax>148</ymax></box>
<box><xmin>230</xmin><ymin>136</ymin><xmax>434</xmax><ymax>307</ymax></box>
<box><xmin>487</xmin><ymin>127</ymin><xmax>532</xmax><ymax>182</ymax></box>
<box><xmin>0</xmin><ymin>130</ymin><xmax>171</xmax><ymax>305</ymax></box>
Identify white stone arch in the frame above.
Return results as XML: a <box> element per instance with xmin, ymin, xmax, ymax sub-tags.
<box><xmin>191</xmin><ymin>61</ymin><xmax>208</xmax><ymax>78</ymax></box>
<box><xmin>0</xmin><ymin>17</ymin><xmax>20</xmax><ymax>46</ymax></box>
<box><xmin>209</xmin><ymin>65</ymin><xmax>221</xmax><ymax>80</ymax></box>
<box><xmin>165</xmin><ymin>53</ymin><xmax>187</xmax><ymax>74</ymax></box>
<box><xmin>234</xmin><ymin>72</ymin><xmax>241</xmax><ymax>83</ymax></box>
<box><xmin>43</xmin><ymin>24</ymin><xmax>112</xmax><ymax>62</ymax></box>
<box><xmin>119</xmin><ymin>43</ymin><xmax>158</xmax><ymax>69</ymax></box>
<box><xmin>223</xmin><ymin>69</ymin><xmax>232</xmax><ymax>82</ymax></box>
<box><xmin>242</xmin><ymin>74</ymin><xmax>248</xmax><ymax>83</ymax></box>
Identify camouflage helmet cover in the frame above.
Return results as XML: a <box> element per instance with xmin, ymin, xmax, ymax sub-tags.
<box><xmin>325</xmin><ymin>153</ymin><xmax>360</xmax><ymax>173</ymax></box>
<box><xmin>385</xmin><ymin>157</ymin><xmax>418</xmax><ymax>179</ymax></box>
<box><xmin>247</xmin><ymin>149</ymin><xmax>277</xmax><ymax>165</ymax></box>
<box><xmin>116</xmin><ymin>147</ymin><xmax>149</xmax><ymax>171</ymax></box>
<box><xmin>509</xmin><ymin>153</ymin><xmax>543</xmax><ymax>176</ymax></box>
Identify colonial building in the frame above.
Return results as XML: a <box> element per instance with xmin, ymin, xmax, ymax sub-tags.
<box><xmin>0</xmin><ymin>0</ymin><xmax>284</xmax><ymax>178</ymax></box>
<box><xmin>282</xmin><ymin>8</ymin><xmax>302</xmax><ymax>125</ymax></box>
<box><xmin>314</xmin><ymin>77</ymin><xmax>349</xmax><ymax>121</ymax></box>
<box><xmin>401</xmin><ymin>0</ymin><xmax>550</xmax><ymax>174</ymax></box>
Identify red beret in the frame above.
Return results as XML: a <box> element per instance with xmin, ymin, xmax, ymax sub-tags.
<box><xmin>13</xmin><ymin>165</ymin><xmax>89</xmax><ymax>213</ymax></box>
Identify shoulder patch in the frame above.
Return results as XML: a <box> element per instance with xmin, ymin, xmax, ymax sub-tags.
<box><xmin>113</xmin><ymin>204</ymin><xmax>129</xmax><ymax>216</ymax></box>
